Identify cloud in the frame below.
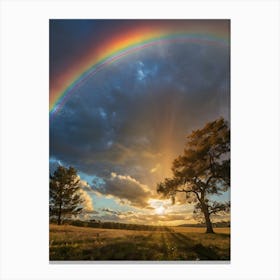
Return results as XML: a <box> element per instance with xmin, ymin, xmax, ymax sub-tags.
<box><xmin>93</xmin><ymin>172</ymin><xmax>153</xmax><ymax>208</ymax></box>
<box><xmin>100</xmin><ymin>208</ymin><xmax>120</xmax><ymax>215</ymax></box>
<box><xmin>78</xmin><ymin>178</ymin><xmax>91</xmax><ymax>189</ymax></box>
<box><xmin>50</xmin><ymin>21</ymin><xmax>230</xmax><ymax>225</ymax></box>
<box><xmin>78</xmin><ymin>189</ymin><xmax>94</xmax><ymax>213</ymax></box>
<box><xmin>90</xmin><ymin>210</ymin><xmax>194</xmax><ymax>225</ymax></box>
<box><xmin>91</xmin><ymin>198</ymin><xmax>195</xmax><ymax>225</ymax></box>
<box><xmin>150</xmin><ymin>163</ymin><xmax>161</xmax><ymax>173</ymax></box>
<box><xmin>50</xmin><ymin>41</ymin><xmax>229</xmax><ymax>188</ymax></box>
<box><xmin>76</xmin><ymin>179</ymin><xmax>95</xmax><ymax>213</ymax></box>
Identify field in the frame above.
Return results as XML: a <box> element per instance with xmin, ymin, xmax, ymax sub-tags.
<box><xmin>49</xmin><ymin>224</ymin><xmax>230</xmax><ymax>261</ymax></box>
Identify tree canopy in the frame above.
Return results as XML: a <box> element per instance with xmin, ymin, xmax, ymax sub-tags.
<box><xmin>157</xmin><ymin>118</ymin><xmax>230</xmax><ymax>233</ymax></box>
<box><xmin>50</xmin><ymin>166</ymin><xmax>84</xmax><ymax>225</ymax></box>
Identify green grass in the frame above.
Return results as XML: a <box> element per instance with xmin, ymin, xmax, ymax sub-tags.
<box><xmin>49</xmin><ymin>224</ymin><xmax>230</xmax><ymax>261</ymax></box>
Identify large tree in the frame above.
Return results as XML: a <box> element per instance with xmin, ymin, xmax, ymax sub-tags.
<box><xmin>50</xmin><ymin>166</ymin><xmax>84</xmax><ymax>225</ymax></box>
<box><xmin>157</xmin><ymin>118</ymin><xmax>230</xmax><ymax>233</ymax></box>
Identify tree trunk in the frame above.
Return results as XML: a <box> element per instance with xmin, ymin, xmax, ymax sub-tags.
<box><xmin>57</xmin><ymin>215</ymin><xmax>61</xmax><ymax>225</ymax></box>
<box><xmin>201</xmin><ymin>203</ymin><xmax>214</xmax><ymax>233</ymax></box>
<box><xmin>57</xmin><ymin>201</ymin><xmax>62</xmax><ymax>225</ymax></box>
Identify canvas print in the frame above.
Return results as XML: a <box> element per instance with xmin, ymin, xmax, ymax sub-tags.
<box><xmin>49</xmin><ymin>20</ymin><xmax>230</xmax><ymax>261</ymax></box>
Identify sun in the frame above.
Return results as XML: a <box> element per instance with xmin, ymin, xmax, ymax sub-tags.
<box><xmin>155</xmin><ymin>206</ymin><xmax>165</xmax><ymax>215</ymax></box>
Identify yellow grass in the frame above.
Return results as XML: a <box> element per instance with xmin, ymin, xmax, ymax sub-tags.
<box><xmin>172</xmin><ymin>227</ymin><xmax>230</xmax><ymax>234</ymax></box>
<box><xmin>50</xmin><ymin>224</ymin><xmax>152</xmax><ymax>238</ymax></box>
<box><xmin>49</xmin><ymin>224</ymin><xmax>230</xmax><ymax>261</ymax></box>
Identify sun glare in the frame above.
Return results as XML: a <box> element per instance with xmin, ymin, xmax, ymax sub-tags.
<box><xmin>155</xmin><ymin>206</ymin><xmax>165</xmax><ymax>215</ymax></box>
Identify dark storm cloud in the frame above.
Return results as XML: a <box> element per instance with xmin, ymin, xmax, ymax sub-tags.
<box><xmin>50</xmin><ymin>20</ymin><xmax>130</xmax><ymax>88</ymax></box>
<box><xmin>50</xmin><ymin>40</ymin><xmax>230</xmax><ymax>190</ymax></box>
<box><xmin>93</xmin><ymin>173</ymin><xmax>153</xmax><ymax>208</ymax></box>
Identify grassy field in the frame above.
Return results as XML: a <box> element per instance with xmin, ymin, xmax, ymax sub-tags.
<box><xmin>49</xmin><ymin>224</ymin><xmax>230</xmax><ymax>261</ymax></box>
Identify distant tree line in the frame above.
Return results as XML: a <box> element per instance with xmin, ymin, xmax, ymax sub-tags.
<box><xmin>49</xmin><ymin>218</ymin><xmax>230</xmax><ymax>230</ymax></box>
<box><xmin>177</xmin><ymin>221</ymin><xmax>230</xmax><ymax>228</ymax></box>
<box><xmin>49</xmin><ymin>218</ymin><xmax>167</xmax><ymax>231</ymax></box>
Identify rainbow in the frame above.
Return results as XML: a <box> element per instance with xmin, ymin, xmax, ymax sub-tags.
<box><xmin>50</xmin><ymin>21</ymin><xmax>229</xmax><ymax>120</ymax></box>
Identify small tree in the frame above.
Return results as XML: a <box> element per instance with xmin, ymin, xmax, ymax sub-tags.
<box><xmin>157</xmin><ymin>118</ymin><xmax>230</xmax><ymax>233</ymax></box>
<box><xmin>50</xmin><ymin>166</ymin><xmax>84</xmax><ymax>225</ymax></box>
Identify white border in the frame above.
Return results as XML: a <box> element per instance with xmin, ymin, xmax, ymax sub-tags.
<box><xmin>0</xmin><ymin>1</ymin><xmax>279</xmax><ymax>279</ymax></box>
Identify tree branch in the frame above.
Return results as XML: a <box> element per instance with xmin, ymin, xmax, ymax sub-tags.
<box><xmin>208</xmin><ymin>202</ymin><xmax>230</xmax><ymax>215</ymax></box>
<box><xmin>193</xmin><ymin>191</ymin><xmax>201</xmax><ymax>201</ymax></box>
<box><xmin>175</xmin><ymin>189</ymin><xmax>193</xmax><ymax>193</ymax></box>
<box><xmin>174</xmin><ymin>189</ymin><xmax>201</xmax><ymax>201</ymax></box>
<box><xmin>206</xmin><ymin>175</ymin><xmax>214</xmax><ymax>186</ymax></box>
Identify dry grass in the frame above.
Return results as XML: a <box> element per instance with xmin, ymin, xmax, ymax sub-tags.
<box><xmin>172</xmin><ymin>227</ymin><xmax>230</xmax><ymax>234</ymax></box>
<box><xmin>50</xmin><ymin>224</ymin><xmax>230</xmax><ymax>261</ymax></box>
<box><xmin>50</xmin><ymin>224</ymin><xmax>151</xmax><ymax>240</ymax></box>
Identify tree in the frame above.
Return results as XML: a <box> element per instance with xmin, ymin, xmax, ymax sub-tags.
<box><xmin>157</xmin><ymin>118</ymin><xmax>230</xmax><ymax>233</ymax></box>
<box><xmin>50</xmin><ymin>166</ymin><xmax>84</xmax><ymax>225</ymax></box>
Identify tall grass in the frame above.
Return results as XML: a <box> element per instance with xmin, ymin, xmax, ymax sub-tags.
<box><xmin>50</xmin><ymin>224</ymin><xmax>230</xmax><ymax>261</ymax></box>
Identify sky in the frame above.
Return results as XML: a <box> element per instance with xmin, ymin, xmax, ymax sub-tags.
<box><xmin>49</xmin><ymin>20</ymin><xmax>230</xmax><ymax>226</ymax></box>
